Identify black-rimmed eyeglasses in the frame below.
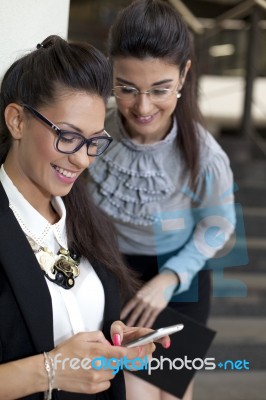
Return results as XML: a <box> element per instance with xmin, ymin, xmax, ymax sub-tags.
<box><xmin>21</xmin><ymin>104</ymin><xmax>113</xmax><ymax>156</ymax></box>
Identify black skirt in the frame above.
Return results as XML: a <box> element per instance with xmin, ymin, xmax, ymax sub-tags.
<box><xmin>122</xmin><ymin>251</ymin><xmax>211</xmax><ymax>325</ymax></box>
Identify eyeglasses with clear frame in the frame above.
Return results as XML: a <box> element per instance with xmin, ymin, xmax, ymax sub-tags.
<box><xmin>21</xmin><ymin>104</ymin><xmax>113</xmax><ymax>156</ymax></box>
<box><xmin>112</xmin><ymin>85</ymin><xmax>180</xmax><ymax>103</ymax></box>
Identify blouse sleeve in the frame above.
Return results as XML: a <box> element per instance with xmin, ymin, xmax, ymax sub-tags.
<box><xmin>160</xmin><ymin>151</ymin><xmax>236</xmax><ymax>295</ymax></box>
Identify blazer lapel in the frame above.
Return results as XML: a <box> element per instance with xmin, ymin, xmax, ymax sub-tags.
<box><xmin>0</xmin><ymin>184</ymin><xmax>54</xmax><ymax>352</ymax></box>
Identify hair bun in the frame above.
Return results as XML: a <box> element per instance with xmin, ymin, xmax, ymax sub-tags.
<box><xmin>36</xmin><ymin>35</ymin><xmax>61</xmax><ymax>50</ymax></box>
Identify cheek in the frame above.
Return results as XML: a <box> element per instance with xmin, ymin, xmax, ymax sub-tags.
<box><xmin>116</xmin><ymin>99</ymin><xmax>129</xmax><ymax>113</ymax></box>
<box><xmin>26</xmin><ymin>132</ymin><xmax>56</xmax><ymax>161</ymax></box>
<box><xmin>161</xmin><ymin>99</ymin><xmax>177</xmax><ymax>115</ymax></box>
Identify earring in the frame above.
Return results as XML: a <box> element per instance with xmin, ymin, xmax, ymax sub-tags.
<box><xmin>177</xmin><ymin>92</ymin><xmax>182</xmax><ymax>99</ymax></box>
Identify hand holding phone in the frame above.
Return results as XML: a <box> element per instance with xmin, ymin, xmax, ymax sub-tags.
<box><xmin>124</xmin><ymin>324</ymin><xmax>184</xmax><ymax>348</ymax></box>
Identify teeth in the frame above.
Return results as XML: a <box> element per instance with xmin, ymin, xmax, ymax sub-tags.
<box><xmin>54</xmin><ymin>166</ymin><xmax>77</xmax><ymax>178</ymax></box>
<box><xmin>137</xmin><ymin>115</ymin><xmax>153</xmax><ymax>122</ymax></box>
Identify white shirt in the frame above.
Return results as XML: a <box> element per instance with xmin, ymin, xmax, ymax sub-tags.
<box><xmin>0</xmin><ymin>165</ymin><xmax>105</xmax><ymax>346</ymax></box>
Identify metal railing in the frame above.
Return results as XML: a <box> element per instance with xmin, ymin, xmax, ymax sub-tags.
<box><xmin>168</xmin><ymin>0</ymin><xmax>266</xmax><ymax>157</ymax></box>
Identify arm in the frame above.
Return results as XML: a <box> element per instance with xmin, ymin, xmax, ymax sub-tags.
<box><xmin>0</xmin><ymin>328</ymin><xmax>159</xmax><ymax>399</ymax></box>
<box><xmin>161</xmin><ymin>153</ymin><xmax>236</xmax><ymax>295</ymax></box>
<box><xmin>122</xmin><ymin>153</ymin><xmax>236</xmax><ymax>326</ymax></box>
<box><xmin>0</xmin><ymin>355</ymin><xmax>47</xmax><ymax>400</ymax></box>
<box><xmin>0</xmin><ymin>332</ymin><xmax>114</xmax><ymax>399</ymax></box>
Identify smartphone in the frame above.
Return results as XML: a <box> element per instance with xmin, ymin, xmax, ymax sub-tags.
<box><xmin>124</xmin><ymin>324</ymin><xmax>184</xmax><ymax>348</ymax></box>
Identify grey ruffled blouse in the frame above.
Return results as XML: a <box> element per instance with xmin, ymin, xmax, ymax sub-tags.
<box><xmin>88</xmin><ymin>99</ymin><xmax>236</xmax><ymax>295</ymax></box>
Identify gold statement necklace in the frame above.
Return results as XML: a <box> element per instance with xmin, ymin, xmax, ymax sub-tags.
<box><xmin>27</xmin><ymin>236</ymin><xmax>80</xmax><ymax>289</ymax></box>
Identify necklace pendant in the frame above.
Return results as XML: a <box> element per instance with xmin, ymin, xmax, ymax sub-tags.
<box><xmin>26</xmin><ymin>235</ymin><xmax>80</xmax><ymax>290</ymax></box>
<box><xmin>53</xmin><ymin>253</ymin><xmax>80</xmax><ymax>289</ymax></box>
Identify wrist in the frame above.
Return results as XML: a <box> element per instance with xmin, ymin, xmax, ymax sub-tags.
<box><xmin>18</xmin><ymin>354</ymin><xmax>49</xmax><ymax>394</ymax></box>
<box><xmin>160</xmin><ymin>268</ymin><xmax>180</xmax><ymax>290</ymax></box>
<box><xmin>0</xmin><ymin>354</ymin><xmax>49</xmax><ymax>399</ymax></box>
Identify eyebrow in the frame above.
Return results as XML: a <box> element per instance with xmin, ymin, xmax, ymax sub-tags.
<box><xmin>57</xmin><ymin>122</ymin><xmax>83</xmax><ymax>133</ymax></box>
<box><xmin>115</xmin><ymin>77</ymin><xmax>174</xmax><ymax>87</ymax></box>
<box><xmin>57</xmin><ymin>122</ymin><xmax>105</xmax><ymax>137</ymax></box>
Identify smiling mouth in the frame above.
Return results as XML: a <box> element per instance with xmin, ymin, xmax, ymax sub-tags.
<box><xmin>133</xmin><ymin>111</ymin><xmax>159</xmax><ymax>123</ymax></box>
<box><xmin>52</xmin><ymin>164</ymin><xmax>78</xmax><ymax>179</ymax></box>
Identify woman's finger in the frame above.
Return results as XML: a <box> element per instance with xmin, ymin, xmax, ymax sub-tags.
<box><xmin>110</xmin><ymin>320</ymin><xmax>127</xmax><ymax>345</ymax></box>
<box><xmin>120</xmin><ymin>298</ymin><xmax>138</xmax><ymax>320</ymax></box>
<box><xmin>124</xmin><ymin>301</ymin><xmax>147</xmax><ymax>327</ymax></box>
<box><xmin>80</xmin><ymin>331</ymin><xmax>110</xmax><ymax>345</ymax></box>
<box><xmin>137</xmin><ymin>308</ymin><xmax>159</xmax><ymax>328</ymax></box>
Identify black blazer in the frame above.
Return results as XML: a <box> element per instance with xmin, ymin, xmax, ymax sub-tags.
<box><xmin>0</xmin><ymin>183</ymin><xmax>125</xmax><ymax>400</ymax></box>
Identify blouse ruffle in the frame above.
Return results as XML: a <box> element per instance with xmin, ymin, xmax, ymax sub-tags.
<box><xmin>89</xmin><ymin>105</ymin><xmax>232</xmax><ymax>228</ymax></box>
<box><xmin>89</xmin><ymin>113</ymin><xmax>178</xmax><ymax>225</ymax></box>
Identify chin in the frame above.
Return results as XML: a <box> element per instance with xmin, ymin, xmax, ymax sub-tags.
<box><xmin>52</xmin><ymin>186</ymin><xmax>73</xmax><ymax>198</ymax></box>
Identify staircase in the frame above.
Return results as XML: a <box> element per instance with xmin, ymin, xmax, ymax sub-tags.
<box><xmin>194</xmin><ymin>137</ymin><xmax>266</xmax><ymax>400</ymax></box>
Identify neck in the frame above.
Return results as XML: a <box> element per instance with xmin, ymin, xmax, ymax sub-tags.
<box><xmin>48</xmin><ymin>202</ymin><xmax>60</xmax><ymax>224</ymax></box>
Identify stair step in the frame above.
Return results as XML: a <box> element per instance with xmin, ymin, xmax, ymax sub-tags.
<box><xmin>207</xmin><ymin>238</ymin><xmax>266</xmax><ymax>274</ymax></box>
<box><xmin>243</xmin><ymin>207</ymin><xmax>266</xmax><ymax>217</ymax></box>
<box><xmin>194</xmin><ymin>371</ymin><xmax>265</xmax><ymax>400</ymax></box>
<box><xmin>210</xmin><ymin>271</ymin><xmax>266</xmax><ymax>294</ymax></box>
<box><xmin>205</xmin><ymin>343</ymin><xmax>266</xmax><ymax>369</ymax></box>
<box><xmin>232</xmin><ymin>163</ymin><xmax>266</xmax><ymax>184</ymax></box>
<box><xmin>240</xmin><ymin>209</ymin><xmax>266</xmax><ymax>237</ymax></box>
<box><xmin>208</xmin><ymin>317</ymin><xmax>266</xmax><ymax>345</ymax></box>
<box><xmin>235</xmin><ymin>188</ymin><xmax>266</xmax><ymax>207</ymax></box>
<box><xmin>205</xmin><ymin>318</ymin><xmax>266</xmax><ymax>369</ymax></box>
<box><xmin>211</xmin><ymin>295</ymin><xmax>266</xmax><ymax>317</ymax></box>
<box><xmin>210</xmin><ymin>272</ymin><xmax>266</xmax><ymax>317</ymax></box>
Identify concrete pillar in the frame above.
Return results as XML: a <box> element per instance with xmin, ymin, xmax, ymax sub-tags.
<box><xmin>240</xmin><ymin>5</ymin><xmax>260</xmax><ymax>142</ymax></box>
<box><xmin>0</xmin><ymin>0</ymin><xmax>70</xmax><ymax>80</ymax></box>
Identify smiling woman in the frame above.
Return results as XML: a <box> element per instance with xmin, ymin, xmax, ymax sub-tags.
<box><xmin>5</xmin><ymin>93</ymin><xmax>107</xmax><ymax>202</ymax></box>
<box><xmin>0</xmin><ymin>35</ymin><xmax>165</xmax><ymax>400</ymax></box>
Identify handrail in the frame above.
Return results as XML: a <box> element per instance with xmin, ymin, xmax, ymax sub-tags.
<box><xmin>167</xmin><ymin>0</ymin><xmax>205</xmax><ymax>34</ymax></box>
<box><xmin>214</xmin><ymin>0</ymin><xmax>256</xmax><ymax>24</ymax></box>
<box><xmin>203</xmin><ymin>0</ymin><xmax>266</xmax><ymax>38</ymax></box>
<box><xmin>168</xmin><ymin>0</ymin><xmax>266</xmax><ymax>38</ymax></box>
<box><xmin>256</xmin><ymin>0</ymin><xmax>266</xmax><ymax>11</ymax></box>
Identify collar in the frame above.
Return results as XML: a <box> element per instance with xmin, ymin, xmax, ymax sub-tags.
<box><xmin>0</xmin><ymin>164</ymin><xmax>67</xmax><ymax>249</ymax></box>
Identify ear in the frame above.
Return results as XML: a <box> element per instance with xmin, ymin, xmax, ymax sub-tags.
<box><xmin>179</xmin><ymin>59</ymin><xmax>191</xmax><ymax>90</ymax></box>
<box><xmin>4</xmin><ymin>103</ymin><xmax>25</xmax><ymax>139</ymax></box>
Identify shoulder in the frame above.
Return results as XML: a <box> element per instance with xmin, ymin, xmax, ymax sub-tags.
<box><xmin>197</xmin><ymin>125</ymin><xmax>231</xmax><ymax>171</ymax></box>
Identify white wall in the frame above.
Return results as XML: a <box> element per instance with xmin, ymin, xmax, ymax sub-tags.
<box><xmin>0</xmin><ymin>0</ymin><xmax>70</xmax><ymax>80</ymax></box>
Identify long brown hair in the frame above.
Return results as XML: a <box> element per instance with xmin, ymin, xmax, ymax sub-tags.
<box><xmin>108</xmin><ymin>0</ymin><xmax>205</xmax><ymax>187</ymax></box>
<box><xmin>0</xmin><ymin>35</ymin><xmax>137</xmax><ymax>301</ymax></box>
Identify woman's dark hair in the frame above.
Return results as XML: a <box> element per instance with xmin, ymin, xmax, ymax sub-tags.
<box><xmin>0</xmin><ymin>35</ymin><xmax>137</xmax><ymax>301</ymax></box>
<box><xmin>108</xmin><ymin>0</ymin><xmax>204</xmax><ymax>186</ymax></box>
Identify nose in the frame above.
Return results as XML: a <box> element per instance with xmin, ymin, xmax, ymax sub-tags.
<box><xmin>68</xmin><ymin>143</ymin><xmax>92</xmax><ymax>169</ymax></box>
<box><xmin>133</xmin><ymin>93</ymin><xmax>153</xmax><ymax>114</ymax></box>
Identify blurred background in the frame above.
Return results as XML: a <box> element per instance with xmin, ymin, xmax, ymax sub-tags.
<box><xmin>0</xmin><ymin>1</ymin><xmax>265</xmax><ymax>399</ymax></box>
<box><xmin>68</xmin><ymin>1</ymin><xmax>266</xmax><ymax>399</ymax></box>
<box><xmin>68</xmin><ymin>0</ymin><xmax>266</xmax><ymax>142</ymax></box>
